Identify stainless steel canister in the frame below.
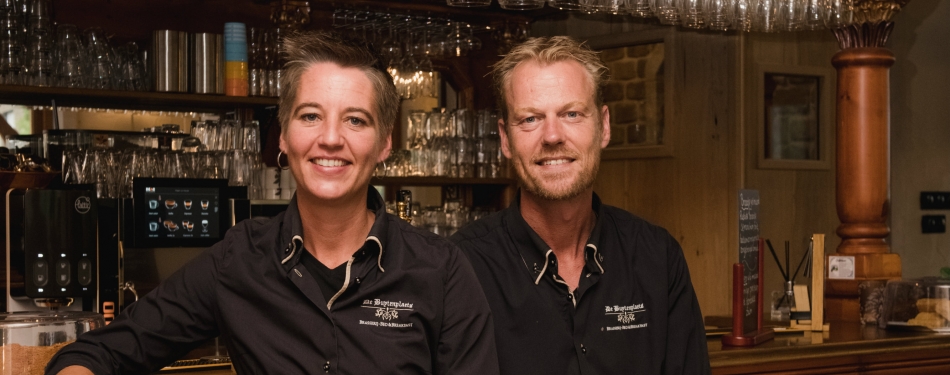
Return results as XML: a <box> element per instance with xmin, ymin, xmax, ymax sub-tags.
<box><xmin>152</xmin><ymin>30</ymin><xmax>189</xmax><ymax>92</ymax></box>
<box><xmin>191</xmin><ymin>33</ymin><xmax>219</xmax><ymax>94</ymax></box>
<box><xmin>215</xmin><ymin>34</ymin><xmax>224</xmax><ymax>94</ymax></box>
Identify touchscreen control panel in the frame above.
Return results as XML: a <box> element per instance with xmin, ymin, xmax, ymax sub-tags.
<box><xmin>142</xmin><ymin>186</ymin><xmax>220</xmax><ymax>240</ymax></box>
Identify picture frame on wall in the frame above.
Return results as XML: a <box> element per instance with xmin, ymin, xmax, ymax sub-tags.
<box><xmin>585</xmin><ymin>28</ymin><xmax>675</xmax><ymax>160</ymax></box>
<box><xmin>756</xmin><ymin>64</ymin><xmax>834</xmax><ymax>170</ymax></box>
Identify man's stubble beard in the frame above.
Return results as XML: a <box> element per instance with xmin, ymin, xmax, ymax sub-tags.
<box><xmin>509</xmin><ymin>124</ymin><xmax>603</xmax><ymax>202</ymax></box>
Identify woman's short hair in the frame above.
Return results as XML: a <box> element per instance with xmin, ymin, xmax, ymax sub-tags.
<box><xmin>278</xmin><ymin>31</ymin><xmax>399</xmax><ymax>141</ymax></box>
<box><xmin>490</xmin><ymin>36</ymin><xmax>609</xmax><ymax>124</ymax></box>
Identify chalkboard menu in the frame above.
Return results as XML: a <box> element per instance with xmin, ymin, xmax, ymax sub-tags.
<box><xmin>738</xmin><ymin>190</ymin><xmax>760</xmax><ymax>334</ymax></box>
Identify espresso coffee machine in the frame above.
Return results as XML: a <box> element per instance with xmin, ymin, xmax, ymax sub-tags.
<box><xmin>5</xmin><ymin>188</ymin><xmax>101</xmax><ymax>312</ymax></box>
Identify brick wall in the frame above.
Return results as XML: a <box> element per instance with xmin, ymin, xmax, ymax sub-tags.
<box><xmin>601</xmin><ymin>42</ymin><xmax>664</xmax><ymax>147</ymax></box>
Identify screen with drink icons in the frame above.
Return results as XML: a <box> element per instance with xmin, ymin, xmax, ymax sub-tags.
<box><xmin>143</xmin><ymin>186</ymin><xmax>220</xmax><ymax>240</ymax></box>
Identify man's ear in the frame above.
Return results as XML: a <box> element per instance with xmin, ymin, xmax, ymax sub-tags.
<box><xmin>498</xmin><ymin>118</ymin><xmax>512</xmax><ymax>159</ymax></box>
<box><xmin>600</xmin><ymin>105</ymin><xmax>611</xmax><ymax>149</ymax></box>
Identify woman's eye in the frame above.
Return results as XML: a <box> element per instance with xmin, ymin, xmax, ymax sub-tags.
<box><xmin>347</xmin><ymin>117</ymin><xmax>367</xmax><ymax>126</ymax></box>
<box><xmin>301</xmin><ymin>113</ymin><xmax>318</xmax><ymax>122</ymax></box>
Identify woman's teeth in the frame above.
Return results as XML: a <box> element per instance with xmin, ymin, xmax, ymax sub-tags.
<box><xmin>313</xmin><ymin>159</ymin><xmax>346</xmax><ymax>167</ymax></box>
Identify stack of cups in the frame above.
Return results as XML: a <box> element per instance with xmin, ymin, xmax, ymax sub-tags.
<box><xmin>223</xmin><ymin>22</ymin><xmax>248</xmax><ymax>96</ymax></box>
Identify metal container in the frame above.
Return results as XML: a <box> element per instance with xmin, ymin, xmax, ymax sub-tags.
<box><xmin>191</xmin><ymin>33</ymin><xmax>219</xmax><ymax>94</ymax></box>
<box><xmin>0</xmin><ymin>312</ymin><xmax>104</xmax><ymax>375</ymax></box>
<box><xmin>152</xmin><ymin>30</ymin><xmax>189</xmax><ymax>92</ymax></box>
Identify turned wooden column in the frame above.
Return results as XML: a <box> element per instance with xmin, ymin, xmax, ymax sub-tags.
<box><xmin>825</xmin><ymin>25</ymin><xmax>904</xmax><ymax>322</ymax></box>
<box><xmin>833</xmin><ymin>48</ymin><xmax>894</xmax><ymax>255</ymax></box>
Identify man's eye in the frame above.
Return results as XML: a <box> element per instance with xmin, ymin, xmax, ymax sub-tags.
<box><xmin>566</xmin><ymin>112</ymin><xmax>579</xmax><ymax>118</ymax></box>
<box><xmin>523</xmin><ymin>116</ymin><xmax>536</xmax><ymax>123</ymax></box>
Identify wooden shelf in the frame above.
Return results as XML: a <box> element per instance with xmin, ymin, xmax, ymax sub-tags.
<box><xmin>0</xmin><ymin>85</ymin><xmax>278</xmax><ymax>113</ymax></box>
<box><xmin>371</xmin><ymin>176</ymin><xmax>515</xmax><ymax>186</ymax></box>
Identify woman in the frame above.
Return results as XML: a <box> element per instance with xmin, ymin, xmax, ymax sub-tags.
<box><xmin>48</xmin><ymin>31</ymin><xmax>499</xmax><ymax>375</ymax></box>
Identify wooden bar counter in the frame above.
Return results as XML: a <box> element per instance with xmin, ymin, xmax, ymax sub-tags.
<box><xmin>709</xmin><ymin>322</ymin><xmax>950</xmax><ymax>374</ymax></box>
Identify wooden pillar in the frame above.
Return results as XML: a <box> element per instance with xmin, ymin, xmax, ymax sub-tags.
<box><xmin>826</xmin><ymin>36</ymin><xmax>902</xmax><ymax>323</ymax></box>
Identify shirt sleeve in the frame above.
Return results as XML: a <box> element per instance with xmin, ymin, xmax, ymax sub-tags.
<box><xmin>45</xmin><ymin>236</ymin><xmax>229</xmax><ymax>375</ymax></box>
<box><xmin>664</xmin><ymin>235</ymin><xmax>712</xmax><ymax>374</ymax></box>
<box><xmin>434</xmin><ymin>246</ymin><xmax>500</xmax><ymax>375</ymax></box>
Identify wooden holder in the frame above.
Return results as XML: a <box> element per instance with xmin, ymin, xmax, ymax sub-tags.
<box><xmin>722</xmin><ymin>239</ymin><xmax>774</xmax><ymax>346</ymax></box>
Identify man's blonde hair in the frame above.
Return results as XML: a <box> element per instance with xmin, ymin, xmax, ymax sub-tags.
<box><xmin>490</xmin><ymin>36</ymin><xmax>610</xmax><ymax>124</ymax></box>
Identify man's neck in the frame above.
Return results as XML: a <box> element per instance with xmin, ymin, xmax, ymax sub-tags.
<box><xmin>296</xmin><ymin>191</ymin><xmax>375</xmax><ymax>268</ymax></box>
<box><xmin>519</xmin><ymin>188</ymin><xmax>596</xmax><ymax>262</ymax></box>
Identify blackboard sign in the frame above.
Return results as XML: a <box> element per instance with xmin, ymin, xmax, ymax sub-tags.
<box><xmin>738</xmin><ymin>190</ymin><xmax>760</xmax><ymax>334</ymax></box>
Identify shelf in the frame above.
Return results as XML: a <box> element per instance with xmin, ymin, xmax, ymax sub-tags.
<box><xmin>371</xmin><ymin>176</ymin><xmax>515</xmax><ymax>186</ymax></box>
<box><xmin>0</xmin><ymin>85</ymin><xmax>278</xmax><ymax>113</ymax></box>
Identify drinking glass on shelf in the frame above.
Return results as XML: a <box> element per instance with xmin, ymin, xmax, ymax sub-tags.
<box><xmin>0</xmin><ymin>11</ymin><xmax>23</xmax><ymax>85</ymax></box>
<box><xmin>654</xmin><ymin>0</ymin><xmax>682</xmax><ymax>25</ymax></box>
<box><xmin>84</xmin><ymin>27</ymin><xmax>114</xmax><ymax>89</ymax></box>
<box><xmin>703</xmin><ymin>0</ymin><xmax>733</xmax><ymax>31</ymax></box>
<box><xmin>679</xmin><ymin>0</ymin><xmax>705</xmax><ymax>29</ymax></box>
<box><xmin>54</xmin><ymin>24</ymin><xmax>87</xmax><ymax>88</ymax></box>
<box><xmin>498</xmin><ymin>0</ymin><xmax>545</xmax><ymax>10</ymax></box>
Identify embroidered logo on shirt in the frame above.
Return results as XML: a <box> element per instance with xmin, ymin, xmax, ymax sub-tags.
<box><xmin>359</xmin><ymin>299</ymin><xmax>415</xmax><ymax>328</ymax></box>
<box><xmin>603</xmin><ymin>303</ymin><xmax>648</xmax><ymax>331</ymax></box>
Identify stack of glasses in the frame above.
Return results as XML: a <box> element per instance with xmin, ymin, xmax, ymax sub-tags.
<box><xmin>223</xmin><ymin>22</ymin><xmax>248</xmax><ymax>96</ymax></box>
<box><xmin>376</xmin><ymin>109</ymin><xmax>504</xmax><ymax>179</ymax></box>
<box><xmin>60</xmin><ymin>121</ymin><xmax>264</xmax><ymax>199</ymax></box>
<box><xmin>248</xmin><ymin>27</ymin><xmax>281</xmax><ymax>97</ymax></box>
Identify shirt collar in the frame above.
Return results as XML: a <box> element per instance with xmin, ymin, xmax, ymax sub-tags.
<box><xmin>503</xmin><ymin>191</ymin><xmax>606</xmax><ymax>285</ymax></box>
<box><xmin>278</xmin><ymin>186</ymin><xmax>389</xmax><ymax>272</ymax></box>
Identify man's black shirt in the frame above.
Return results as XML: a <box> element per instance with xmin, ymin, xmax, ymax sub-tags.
<box><xmin>451</xmin><ymin>193</ymin><xmax>710</xmax><ymax>375</ymax></box>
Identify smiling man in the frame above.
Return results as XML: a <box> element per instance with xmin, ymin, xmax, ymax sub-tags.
<box><xmin>451</xmin><ymin>36</ymin><xmax>710</xmax><ymax>374</ymax></box>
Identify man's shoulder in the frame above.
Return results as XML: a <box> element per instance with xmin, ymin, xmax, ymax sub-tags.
<box><xmin>449</xmin><ymin>209</ymin><xmax>508</xmax><ymax>250</ymax></box>
<box><xmin>599</xmin><ymin>203</ymin><xmax>672</xmax><ymax>240</ymax></box>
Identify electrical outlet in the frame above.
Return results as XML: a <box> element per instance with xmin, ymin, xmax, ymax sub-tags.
<box><xmin>922</xmin><ymin>215</ymin><xmax>946</xmax><ymax>233</ymax></box>
<box><xmin>920</xmin><ymin>192</ymin><xmax>950</xmax><ymax>209</ymax></box>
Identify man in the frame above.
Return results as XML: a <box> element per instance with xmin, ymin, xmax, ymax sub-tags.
<box><xmin>451</xmin><ymin>36</ymin><xmax>710</xmax><ymax>374</ymax></box>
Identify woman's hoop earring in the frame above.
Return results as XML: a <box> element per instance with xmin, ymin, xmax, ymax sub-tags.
<box><xmin>277</xmin><ymin>151</ymin><xmax>289</xmax><ymax>170</ymax></box>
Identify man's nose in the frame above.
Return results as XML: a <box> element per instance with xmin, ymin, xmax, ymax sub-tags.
<box><xmin>541</xmin><ymin>118</ymin><xmax>565</xmax><ymax>146</ymax></box>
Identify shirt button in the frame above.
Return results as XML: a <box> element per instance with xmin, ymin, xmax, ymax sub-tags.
<box><xmin>567</xmin><ymin>294</ymin><xmax>573</xmax><ymax>300</ymax></box>
<box><xmin>581</xmin><ymin>344</ymin><xmax>587</xmax><ymax>354</ymax></box>
<box><xmin>355</xmin><ymin>277</ymin><xmax>361</xmax><ymax>284</ymax></box>
<box><xmin>324</xmin><ymin>361</ymin><xmax>330</xmax><ymax>372</ymax></box>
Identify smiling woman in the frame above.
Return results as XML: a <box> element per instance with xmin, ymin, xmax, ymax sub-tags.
<box><xmin>46</xmin><ymin>31</ymin><xmax>499</xmax><ymax>375</ymax></box>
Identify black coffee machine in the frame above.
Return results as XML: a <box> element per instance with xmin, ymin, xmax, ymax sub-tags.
<box><xmin>5</xmin><ymin>179</ymin><xmax>287</xmax><ymax>317</ymax></box>
<box><xmin>5</xmin><ymin>188</ymin><xmax>101</xmax><ymax>312</ymax></box>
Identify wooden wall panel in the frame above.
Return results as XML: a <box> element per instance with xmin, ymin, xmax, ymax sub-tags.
<box><xmin>741</xmin><ymin>31</ymin><xmax>840</xmax><ymax>319</ymax></box>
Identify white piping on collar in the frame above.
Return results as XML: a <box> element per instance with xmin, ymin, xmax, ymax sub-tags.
<box><xmin>326</xmin><ymin>257</ymin><xmax>354</xmax><ymax>310</ymax></box>
<box><xmin>534</xmin><ymin>249</ymin><xmax>554</xmax><ymax>285</ymax></box>
<box><xmin>367</xmin><ymin>235</ymin><xmax>385</xmax><ymax>272</ymax></box>
<box><xmin>281</xmin><ymin>235</ymin><xmax>304</xmax><ymax>264</ymax></box>
<box><xmin>587</xmin><ymin>243</ymin><xmax>605</xmax><ymax>274</ymax></box>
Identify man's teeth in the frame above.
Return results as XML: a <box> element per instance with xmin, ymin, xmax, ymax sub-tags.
<box><xmin>540</xmin><ymin>159</ymin><xmax>570</xmax><ymax>166</ymax></box>
<box><xmin>313</xmin><ymin>159</ymin><xmax>346</xmax><ymax>167</ymax></box>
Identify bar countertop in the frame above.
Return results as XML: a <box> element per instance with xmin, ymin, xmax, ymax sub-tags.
<box><xmin>709</xmin><ymin>321</ymin><xmax>950</xmax><ymax>374</ymax></box>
